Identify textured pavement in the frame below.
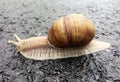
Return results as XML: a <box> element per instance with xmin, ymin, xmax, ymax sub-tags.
<box><xmin>0</xmin><ymin>0</ymin><xmax>120</xmax><ymax>82</ymax></box>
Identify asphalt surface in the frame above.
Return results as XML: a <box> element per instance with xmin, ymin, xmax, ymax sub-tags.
<box><xmin>0</xmin><ymin>0</ymin><xmax>120</xmax><ymax>82</ymax></box>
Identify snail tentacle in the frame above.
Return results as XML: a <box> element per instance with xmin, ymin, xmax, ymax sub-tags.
<box><xmin>7</xmin><ymin>34</ymin><xmax>21</xmax><ymax>46</ymax></box>
<box><xmin>7</xmin><ymin>40</ymin><xmax>18</xmax><ymax>46</ymax></box>
<box><xmin>13</xmin><ymin>34</ymin><xmax>21</xmax><ymax>41</ymax></box>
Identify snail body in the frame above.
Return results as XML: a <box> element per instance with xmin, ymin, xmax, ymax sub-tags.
<box><xmin>48</xmin><ymin>14</ymin><xmax>95</xmax><ymax>47</ymax></box>
<box><xmin>7</xmin><ymin>14</ymin><xmax>110</xmax><ymax>60</ymax></box>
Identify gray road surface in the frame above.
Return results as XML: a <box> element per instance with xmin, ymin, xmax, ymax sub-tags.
<box><xmin>0</xmin><ymin>0</ymin><xmax>120</xmax><ymax>82</ymax></box>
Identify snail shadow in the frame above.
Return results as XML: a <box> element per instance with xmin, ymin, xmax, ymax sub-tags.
<box><xmin>15</xmin><ymin>53</ymin><xmax>94</xmax><ymax>74</ymax></box>
<box><xmin>52</xmin><ymin>54</ymin><xmax>93</xmax><ymax>72</ymax></box>
<box><xmin>4</xmin><ymin>52</ymin><xmax>107</xmax><ymax>81</ymax></box>
<box><xmin>20</xmin><ymin>53</ymin><xmax>94</xmax><ymax>71</ymax></box>
<box><xmin>9</xmin><ymin>52</ymin><xmax>95</xmax><ymax>71</ymax></box>
<box><xmin>34</xmin><ymin>54</ymin><xmax>95</xmax><ymax>76</ymax></box>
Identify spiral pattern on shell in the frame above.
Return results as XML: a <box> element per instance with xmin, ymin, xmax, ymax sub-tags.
<box><xmin>48</xmin><ymin>14</ymin><xmax>96</xmax><ymax>48</ymax></box>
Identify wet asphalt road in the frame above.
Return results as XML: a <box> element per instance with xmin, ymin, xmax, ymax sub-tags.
<box><xmin>0</xmin><ymin>0</ymin><xmax>120</xmax><ymax>82</ymax></box>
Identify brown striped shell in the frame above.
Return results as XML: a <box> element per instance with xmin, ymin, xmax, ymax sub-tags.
<box><xmin>48</xmin><ymin>14</ymin><xmax>96</xmax><ymax>48</ymax></box>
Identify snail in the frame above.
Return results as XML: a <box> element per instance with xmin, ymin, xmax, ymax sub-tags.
<box><xmin>7</xmin><ymin>14</ymin><xmax>110</xmax><ymax>60</ymax></box>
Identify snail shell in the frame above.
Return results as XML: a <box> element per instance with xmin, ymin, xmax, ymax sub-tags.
<box><xmin>48</xmin><ymin>14</ymin><xmax>95</xmax><ymax>48</ymax></box>
<box><xmin>7</xmin><ymin>14</ymin><xmax>110</xmax><ymax>60</ymax></box>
